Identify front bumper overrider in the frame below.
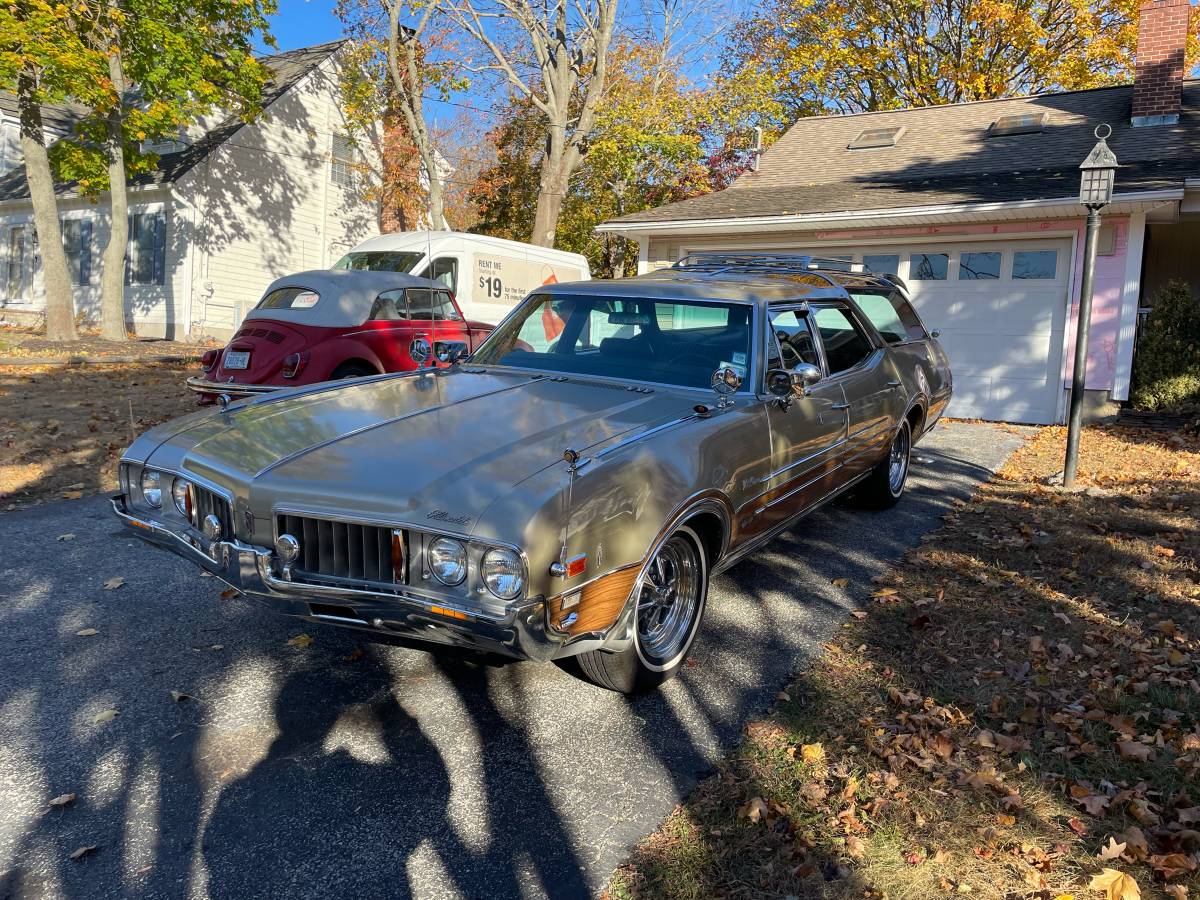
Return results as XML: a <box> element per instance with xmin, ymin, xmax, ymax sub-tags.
<box><xmin>111</xmin><ymin>493</ymin><xmax>558</xmax><ymax>662</ymax></box>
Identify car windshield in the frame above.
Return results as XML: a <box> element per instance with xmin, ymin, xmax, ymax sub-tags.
<box><xmin>333</xmin><ymin>250</ymin><xmax>424</xmax><ymax>272</ymax></box>
<box><xmin>472</xmin><ymin>294</ymin><xmax>753</xmax><ymax>390</ymax></box>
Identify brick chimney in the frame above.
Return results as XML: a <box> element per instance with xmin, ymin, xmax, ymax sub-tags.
<box><xmin>1131</xmin><ymin>0</ymin><xmax>1191</xmax><ymax>127</ymax></box>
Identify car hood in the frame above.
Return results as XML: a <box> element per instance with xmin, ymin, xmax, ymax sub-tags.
<box><xmin>143</xmin><ymin>369</ymin><xmax>696</xmax><ymax>536</ymax></box>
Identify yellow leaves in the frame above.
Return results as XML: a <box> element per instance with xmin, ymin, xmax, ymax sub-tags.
<box><xmin>286</xmin><ymin>634</ymin><xmax>313</xmax><ymax>649</ymax></box>
<box><xmin>845</xmin><ymin>835</ymin><xmax>867</xmax><ymax>859</ymax></box>
<box><xmin>1096</xmin><ymin>837</ymin><xmax>1126</xmax><ymax>860</ymax></box>
<box><xmin>92</xmin><ymin>708</ymin><xmax>118</xmax><ymax>724</ymax></box>
<box><xmin>1088</xmin><ymin>868</ymin><xmax>1140</xmax><ymax>900</ymax></box>
<box><xmin>800</xmin><ymin>743</ymin><xmax>826</xmax><ymax>766</ymax></box>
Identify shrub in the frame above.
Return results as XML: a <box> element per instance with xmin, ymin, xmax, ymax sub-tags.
<box><xmin>1129</xmin><ymin>279</ymin><xmax>1200</xmax><ymax>410</ymax></box>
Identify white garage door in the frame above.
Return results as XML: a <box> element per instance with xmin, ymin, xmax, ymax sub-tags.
<box><xmin>777</xmin><ymin>240</ymin><xmax>1072</xmax><ymax>424</ymax></box>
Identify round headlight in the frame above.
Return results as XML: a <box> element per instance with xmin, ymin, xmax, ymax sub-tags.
<box><xmin>428</xmin><ymin>537</ymin><xmax>467</xmax><ymax>586</ymax></box>
<box><xmin>141</xmin><ymin>470</ymin><xmax>162</xmax><ymax>508</ymax></box>
<box><xmin>172</xmin><ymin>478</ymin><xmax>192</xmax><ymax>517</ymax></box>
<box><xmin>482</xmin><ymin>548</ymin><xmax>524</xmax><ymax>600</ymax></box>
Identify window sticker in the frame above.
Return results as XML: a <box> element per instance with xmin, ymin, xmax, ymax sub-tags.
<box><xmin>721</xmin><ymin>359</ymin><xmax>748</xmax><ymax>379</ymax></box>
<box><xmin>291</xmin><ymin>292</ymin><xmax>320</xmax><ymax>309</ymax></box>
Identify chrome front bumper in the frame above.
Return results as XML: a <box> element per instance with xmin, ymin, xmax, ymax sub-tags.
<box><xmin>185</xmin><ymin>376</ymin><xmax>282</xmax><ymax>396</ymax></box>
<box><xmin>111</xmin><ymin>494</ymin><xmax>557</xmax><ymax>661</ymax></box>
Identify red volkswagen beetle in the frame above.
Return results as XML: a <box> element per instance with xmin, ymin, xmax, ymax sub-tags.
<box><xmin>188</xmin><ymin>270</ymin><xmax>494</xmax><ymax>401</ymax></box>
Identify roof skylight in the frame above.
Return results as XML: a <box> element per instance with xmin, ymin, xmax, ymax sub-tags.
<box><xmin>989</xmin><ymin>112</ymin><xmax>1047</xmax><ymax>136</ymax></box>
<box><xmin>847</xmin><ymin>126</ymin><xmax>904</xmax><ymax>150</ymax></box>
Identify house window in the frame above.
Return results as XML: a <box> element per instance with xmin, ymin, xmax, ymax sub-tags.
<box><xmin>863</xmin><ymin>254</ymin><xmax>900</xmax><ymax>275</ymax></box>
<box><xmin>1013</xmin><ymin>250</ymin><xmax>1057</xmax><ymax>280</ymax></box>
<box><xmin>848</xmin><ymin>126</ymin><xmax>904</xmax><ymax>150</ymax></box>
<box><xmin>61</xmin><ymin>218</ymin><xmax>92</xmax><ymax>286</ymax></box>
<box><xmin>125</xmin><ymin>211</ymin><xmax>166</xmax><ymax>286</ymax></box>
<box><xmin>331</xmin><ymin>134</ymin><xmax>356</xmax><ymax>187</ymax></box>
<box><xmin>6</xmin><ymin>225</ymin><xmax>27</xmax><ymax>299</ymax></box>
<box><xmin>910</xmin><ymin>253</ymin><xmax>949</xmax><ymax>280</ymax></box>
<box><xmin>959</xmin><ymin>251</ymin><xmax>1001</xmax><ymax>280</ymax></box>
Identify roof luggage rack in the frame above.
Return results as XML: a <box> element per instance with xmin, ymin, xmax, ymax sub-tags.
<box><xmin>671</xmin><ymin>252</ymin><xmax>906</xmax><ymax>289</ymax></box>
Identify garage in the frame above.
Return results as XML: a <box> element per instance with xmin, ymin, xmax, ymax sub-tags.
<box><xmin>750</xmin><ymin>239</ymin><xmax>1073</xmax><ymax>424</ymax></box>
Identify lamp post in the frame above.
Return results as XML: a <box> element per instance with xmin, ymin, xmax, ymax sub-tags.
<box><xmin>1063</xmin><ymin>124</ymin><xmax>1118</xmax><ymax>488</ymax></box>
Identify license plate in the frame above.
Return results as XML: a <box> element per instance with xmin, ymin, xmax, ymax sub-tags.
<box><xmin>223</xmin><ymin>350</ymin><xmax>250</xmax><ymax>370</ymax></box>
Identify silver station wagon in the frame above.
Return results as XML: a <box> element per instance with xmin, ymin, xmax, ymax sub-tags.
<box><xmin>113</xmin><ymin>254</ymin><xmax>952</xmax><ymax>693</ymax></box>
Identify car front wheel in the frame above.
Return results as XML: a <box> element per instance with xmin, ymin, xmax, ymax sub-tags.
<box><xmin>576</xmin><ymin>524</ymin><xmax>708</xmax><ymax>693</ymax></box>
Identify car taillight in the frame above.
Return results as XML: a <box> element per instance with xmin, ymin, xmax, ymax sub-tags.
<box><xmin>281</xmin><ymin>351</ymin><xmax>309</xmax><ymax>379</ymax></box>
<box><xmin>201</xmin><ymin>349</ymin><xmax>220</xmax><ymax>373</ymax></box>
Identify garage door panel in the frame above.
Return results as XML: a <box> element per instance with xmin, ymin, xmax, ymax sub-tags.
<box><xmin>938</xmin><ymin>331</ymin><xmax>1060</xmax><ymax>376</ymax></box>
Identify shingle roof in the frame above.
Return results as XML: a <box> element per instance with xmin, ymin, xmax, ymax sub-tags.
<box><xmin>0</xmin><ymin>40</ymin><xmax>347</xmax><ymax>203</ymax></box>
<box><xmin>608</xmin><ymin>81</ymin><xmax>1200</xmax><ymax>226</ymax></box>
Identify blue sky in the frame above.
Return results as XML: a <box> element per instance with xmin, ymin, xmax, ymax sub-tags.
<box><xmin>263</xmin><ymin>0</ymin><xmax>345</xmax><ymax>52</ymax></box>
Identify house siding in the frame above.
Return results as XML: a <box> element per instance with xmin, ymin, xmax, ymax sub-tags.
<box><xmin>176</xmin><ymin>53</ymin><xmax>380</xmax><ymax>338</ymax></box>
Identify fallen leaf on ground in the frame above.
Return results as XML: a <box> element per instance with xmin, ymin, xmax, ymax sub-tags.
<box><xmin>92</xmin><ymin>709</ymin><xmax>118</xmax><ymax>724</ymax></box>
<box><xmin>831</xmin><ymin>577</ymin><xmax>849</xmax><ymax>587</ymax></box>
<box><xmin>851</xmin><ymin>610</ymin><xmax>867</xmax><ymax>619</ymax></box>
<box><xmin>286</xmin><ymin>634</ymin><xmax>313</xmax><ymax>649</ymax></box>
<box><xmin>1117</xmin><ymin>741</ymin><xmax>1153</xmax><ymax>762</ymax></box>
<box><xmin>1097</xmin><ymin>837</ymin><xmax>1127</xmax><ymax>860</ymax></box>
<box><xmin>1150</xmin><ymin>854</ymin><xmax>1196</xmax><ymax>879</ymax></box>
<box><xmin>219</xmin><ymin>588</ymin><xmax>238</xmax><ymax>600</ymax></box>
<box><xmin>69</xmin><ymin>845</ymin><xmax>98</xmax><ymax>861</ymax></box>
<box><xmin>1164</xmin><ymin>886</ymin><xmax>1188</xmax><ymax>899</ymax></box>
<box><xmin>169</xmin><ymin>691</ymin><xmax>194</xmax><ymax>703</ymax></box>
<box><xmin>57</xmin><ymin>533</ymin><xmax>75</xmax><ymax>542</ymax></box>
<box><xmin>74</xmin><ymin>628</ymin><xmax>98</xmax><ymax>637</ymax></box>
<box><xmin>48</xmin><ymin>793</ymin><xmax>75</xmax><ymax>808</ymax></box>
<box><xmin>739</xmin><ymin>796</ymin><xmax>768</xmax><ymax>822</ymax></box>
<box><xmin>800</xmin><ymin>743</ymin><xmax>826</xmax><ymax>765</ymax></box>
<box><xmin>1088</xmin><ymin>868</ymin><xmax>1140</xmax><ymax>900</ymax></box>
<box><xmin>845</xmin><ymin>835</ymin><xmax>866</xmax><ymax>858</ymax></box>
<box><xmin>102</xmin><ymin>577</ymin><xmax>124</xmax><ymax>590</ymax></box>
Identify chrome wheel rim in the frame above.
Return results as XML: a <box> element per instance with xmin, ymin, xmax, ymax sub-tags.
<box><xmin>889</xmin><ymin>424</ymin><xmax>911</xmax><ymax>495</ymax></box>
<box><xmin>636</xmin><ymin>534</ymin><xmax>701</xmax><ymax>664</ymax></box>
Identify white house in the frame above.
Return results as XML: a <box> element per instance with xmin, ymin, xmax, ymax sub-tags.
<box><xmin>0</xmin><ymin>40</ymin><xmax>381</xmax><ymax>340</ymax></box>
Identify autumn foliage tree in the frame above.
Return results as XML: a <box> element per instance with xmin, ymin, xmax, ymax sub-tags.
<box><xmin>726</xmin><ymin>0</ymin><xmax>1153</xmax><ymax>124</ymax></box>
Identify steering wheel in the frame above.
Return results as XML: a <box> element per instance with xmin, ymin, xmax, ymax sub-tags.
<box><xmin>776</xmin><ymin>331</ymin><xmax>802</xmax><ymax>368</ymax></box>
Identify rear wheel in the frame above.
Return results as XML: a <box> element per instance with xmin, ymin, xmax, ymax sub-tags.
<box><xmin>576</xmin><ymin>524</ymin><xmax>708</xmax><ymax>694</ymax></box>
<box><xmin>331</xmin><ymin>361</ymin><xmax>376</xmax><ymax>380</ymax></box>
<box><xmin>854</xmin><ymin>419</ymin><xmax>911</xmax><ymax>509</ymax></box>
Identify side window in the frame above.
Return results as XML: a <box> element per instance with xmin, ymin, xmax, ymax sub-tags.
<box><xmin>433</xmin><ymin>290</ymin><xmax>462</xmax><ymax>321</ymax></box>
<box><xmin>813</xmin><ymin>305</ymin><xmax>874</xmax><ymax>374</ymax></box>
<box><xmin>406</xmin><ymin>288</ymin><xmax>436</xmax><ymax>319</ymax></box>
<box><xmin>369</xmin><ymin>289</ymin><xmax>405</xmax><ymax>321</ymax></box>
<box><xmin>848</xmin><ymin>290</ymin><xmax>927</xmax><ymax>343</ymax></box>
<box><xmin>429</xmin><ymin>257</ymin><xmax>458</xmax><ymax>293</ymax></box>
<box><xmin>767</xmin><ymin>307</ymin><xmax>822</xmax><ymax>370</ymax></box>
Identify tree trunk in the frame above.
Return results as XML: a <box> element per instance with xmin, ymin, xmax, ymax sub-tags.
<box><xmin>422</xmin><ymin>147</ymin><xmax>446</xmax><ymax>229</ymax></box>
<box><xmin>99</xmin><ymin>52</ymin><xmax>129</xmax><ymax>341</ymax></box>
<box><xmin>532</xmin><ymin>133</ymin><xmax>570</xmax><ymax>248</ymax></box>
<box><xmin>17</xmin><ymin>68</ymin><xmax>76</xmax><ymax>341</ymax></box>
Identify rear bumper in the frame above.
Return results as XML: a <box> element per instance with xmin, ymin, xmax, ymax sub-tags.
<box><xmin>110</xmin><ymin>493</ymin><xmax>558</xmax><ymax>662</ymax></box>
<box><xmin>185</xmin><ymin>376</ymin><xmax>283</xmax><ymax>396</ymax></box>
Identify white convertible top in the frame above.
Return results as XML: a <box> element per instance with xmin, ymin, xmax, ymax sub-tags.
<box><xmin>244</xmin><ymin>269</ymin><xmax>442</xmax><ymax>328</ymax></box>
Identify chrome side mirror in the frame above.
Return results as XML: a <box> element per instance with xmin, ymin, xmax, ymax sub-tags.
<box><xmin>710</xmin><ymin>366</ymin><xmax>742</xmax><ymax>408</ymax></box>
<box><xmin>766</xmin><ymin>363</ymin><xmax>823</xmax><ymax>402</ymax></box>
<box><xmin>434</xmin><ymin>340</ymin><xmax>469</xmax><ymax>365</ymax></box>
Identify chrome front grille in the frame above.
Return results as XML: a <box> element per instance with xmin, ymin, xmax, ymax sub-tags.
<box><xmin>194</xmin><ymin>485</ymin><xmax>234</xmax><ymax>537</ymax></box>
<box><xmin>276</xmin><ymin>514</ymin><xmax>404</xmax><ymax>589</ymax></box>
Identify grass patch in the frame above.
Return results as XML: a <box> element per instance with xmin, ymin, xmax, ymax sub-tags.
<box><xmin>609</xmin><ymin>425</ymin><xmax>1200</xmax><ymax>900</ymax></box>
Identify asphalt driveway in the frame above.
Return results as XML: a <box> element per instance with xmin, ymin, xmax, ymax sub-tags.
<box><xmin>0</xmin><ymin>421</ymin><xmax>1027</xmax><ymax>900</ymax></box>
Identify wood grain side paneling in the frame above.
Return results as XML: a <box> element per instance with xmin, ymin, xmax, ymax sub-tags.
<box><xmin>549</xmin><ymin>564</ymin><xmax>642</xmax><ymax>636</ymax></box>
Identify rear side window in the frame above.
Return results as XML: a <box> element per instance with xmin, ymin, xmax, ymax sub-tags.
<box><xmin>848</xmin><ymin>289</ymin><xmax>927</xmax><ymax>343</ymax></box>
<box><xmin>813</xmin><ymin>305</ymin><xmax>874</xmax><ymax>374</ymax></box>
<box><xmin>368</xmin><ymin>290</ymin><xmax>405</xmax><ymax>321</ymax></box>
<box><xmin>406</xmin><ymin>289</ymin><xmax>461</xmax><ymax>321</ymax></box>
<box><xmin>258</xmin><ymin>287</ymin><xmax>319</xmax><ymax>310</ymax></box>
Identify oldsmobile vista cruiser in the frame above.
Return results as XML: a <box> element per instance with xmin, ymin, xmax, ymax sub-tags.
<box><xmin>113</xmin><ymin>254</ymin><xmax>952</xmax><ymax>693</ymax></box>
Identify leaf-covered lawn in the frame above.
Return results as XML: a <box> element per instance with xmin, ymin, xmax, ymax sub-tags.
<box><xmin>0</xmin><ymin>362</ymin><xmax>199</xmax><ymax>507</ymax></box>
<box><xmin>609</xmin><ymin>425</ymin><xmax>1200</xmax><ymax>900</ymax></box>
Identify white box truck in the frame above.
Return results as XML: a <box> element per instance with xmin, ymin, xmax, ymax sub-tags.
<box><xmin>332</xmin><ymin>231</ymin><xmax>590</xmax><ymax>324</ymax></box>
